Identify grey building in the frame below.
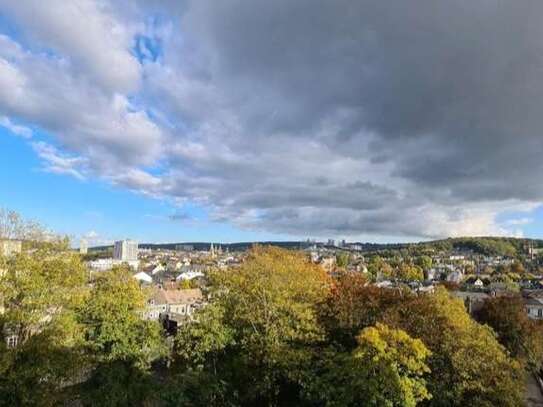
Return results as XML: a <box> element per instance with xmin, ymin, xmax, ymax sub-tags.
<box><xmin>113</xmin><ymin>239</ymin><xmax>138</xmax><ymax>262</ymax></box>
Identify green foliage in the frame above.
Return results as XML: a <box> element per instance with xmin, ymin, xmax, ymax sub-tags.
<box><xmin>335</xmin><ymin>251</ymin><xmax>350</xmax><ymax>268</ymax></box>
<box><xmin>303</xmin><ymin>324</ymin><xmax>431</xmax><ymax>407</ymax></box>
<box><xmin>415</xmin><ymin>255</ymin><xmax>433</xmax><ymax>271</ymax></box>
<box><xmin>367</xmin><ymin>256</ymin><xmax>394</xmax><ymax>280</ymax></box>
<box><xmin>78</xmin><ymin>360</ymin><xmax>159</xmax><ymax>407</ymax></box>
<box><xmin>80</xmin><ymin>266</ymin><xmax>166</xmax><ymax>368</ymax></box>
<box><xmin>0</xmin><ymin>245</ymin><xmax>88</xmax><ymax>406</ymax></box>
<box><xmin>174</xmin><ymin>246</ymin><xmax>330</xmax><ymax>405</ymax></box>
<box><xmin>176</xmin><ymin>303</ymin><xmax>235</xmax><ymax>368</ymax></box>
<box><xmin>395</xmin><ymin>263</ymin><xmax>424</xmax><ymax>281</ymax></box>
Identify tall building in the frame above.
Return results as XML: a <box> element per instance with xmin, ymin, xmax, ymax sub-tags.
<box><xmin>80</xmin><ymin>239</ymin><xmax>88</xmax><ymax>254</ymax></box>
<box><xmin>114</xmin><ymin>239</ymin><xmax>138</xmax><ymax>262</ymax></box>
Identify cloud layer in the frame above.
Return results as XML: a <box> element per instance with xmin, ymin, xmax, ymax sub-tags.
<box><xmin>1</xmin><ymin>0</ymin><xmax>542</xmax><ymax>239</ymax></box>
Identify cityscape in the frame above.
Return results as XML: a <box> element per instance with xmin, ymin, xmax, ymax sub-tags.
<box><xmin>2</xmin><ymin>0</ymin><xmax>543</xmax><ymax>406</ymax></box>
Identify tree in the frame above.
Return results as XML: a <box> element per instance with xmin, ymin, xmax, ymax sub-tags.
<box><xmin>80</xmin><ymin>266</ymin><xmax>166</xmax><ymax>367</ymax></box>
<box><xmin>476</xmin><ymin>294</ymin><xmax>543</xmax><ymax>372</ymax></box>
<box><xmin>395</xmin><ymin>263</ymin><xmax>424</xmax><ymax>281</ymax></box>
<box><xmin>174</xmin><ymin>246</ymin><xmax>331</xmax><ymax>405</ymax></box>
<box><xmin>319</xmin><ymin>272</ymin><xmax>404</xmax><ymax>348</ymax></box>
<box><xmin>302</xmin><ymin>323</ymin><xmax>431</xmax><ymax>407</ymax></box>
<box><xmin>384</xmin><ymin>288</ymin><xmax>524</xmax><ymax>406</ymax></box>
<box><xmin>77</xmin><ymin>267</ymin><xmax>167</xmax><ymax>406</ymax></box>
<box><xmin>335</xmin><ymin>252</ymin><xmax>350</xmax><ymax>268</ymax></box>
<box><xmin>0</xmin><ymin>242</ymin><xmax>88</xmax><ymax>405</ymax></box>
<box><xmin>352</xmin><ymin>323</ymin><xmax>431</xmax><ymax>406</ymax></box>
<box><xmin>416</xmin><ymin>255</ymin><xmax>433</xmax><ymax>271</ymax></box>
<box><xmin>0</xmin><ymin>207</ymin><xmax>45</xmax><ymax>241</ymax></box>
<box><xmin>367</xmin><ymin>256</ymin><xmax>394</xmax><ymax>280</ymax></box>
<box><xmin>510</xmin><ymin>261</ymin><xmax>525</xmax><ymax>275</ymax></box>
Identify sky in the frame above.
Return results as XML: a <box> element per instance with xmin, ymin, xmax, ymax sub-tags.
<box><xmin>0</xmin><ymin>0</ymin><xmax>543</xmax><ymax>245</ymax></box>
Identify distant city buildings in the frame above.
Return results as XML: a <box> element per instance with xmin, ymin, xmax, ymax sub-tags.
<box><xmin>0</xmin><ymin>239</ymin><xmax>22</xmax><ymax>257</ymax></box>
<box><xmin>176</xmin><ymin>244</ymin><xmax>194</xmax><ymax>251</ymax></box>
<box><xmin>114</xmin><ymin>239</ymin><xmax>138</xmax><ymax>262</ymax></box>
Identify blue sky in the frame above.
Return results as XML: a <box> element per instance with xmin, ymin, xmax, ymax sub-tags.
<box><xmin>1</xmin><ymin>1</ymin><xmax>542</xmax><ymax>245</ymax></box>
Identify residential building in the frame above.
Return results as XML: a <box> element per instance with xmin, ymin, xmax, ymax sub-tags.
<box><xmin>133</xmin><ymin>271</ymin><xmax>153</xmax><ymax>284</ymax></box>
<box><xmin>144</xmin><ymin>288</ymin><xmax>204</xmax><ymax>320</ymax></box>
<box><xmin>453</xmin><ymin>291</ymin><xmax>490</xmax><ymax>315</ymax></box>
<box><xmin>176</xmin><ymin>270</ymin><xmax>204</xmax><ymax>281</ymax></box>
<box><xmin>79</xmin><ymin>239</ymin><xmax>88</xmax><ymax>255</ymax></box>
<box><xmin>525</xmin><ymin>297</ymin><xmax>543</xmax><ymax>320</ymax></box>
<box><xmin>114</xmin><ymin>239</ymin><xmax>138</xmax><ymax>262</ymax></box>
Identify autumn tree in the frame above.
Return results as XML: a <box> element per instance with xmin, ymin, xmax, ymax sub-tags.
<box><xmin>319</xmin><ymin>272</ymin><xmax>404</xmax><ymax>348</ymax></box>
<box><xmin>476</xmin><ymin>294</ymin><xmax>543</xmax><ymax>372</ymax></box>
<box><xmin>384</xmin><ymin>288</ymin><xmax>524</xmax><ymax>406</ymax></box>
<box><xmin>174</xmin><ymin>246</ymin><xmax>331</xmax><ymax>405</ymax></box>
<box><xmin>395</xmin><ymin>263</ymin><xmax>424</xmax><ymax>281</ymax></box>
<box><xmin>301</xmin><ymin>323</ymin><xmax>431</xmax><ymax>407</ymax></box>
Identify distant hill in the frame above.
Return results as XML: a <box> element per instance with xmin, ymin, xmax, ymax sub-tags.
<box><xmin>88</xmin><ymin>236</ymin><xmax>543</xmax><ymax>257</ymax></box>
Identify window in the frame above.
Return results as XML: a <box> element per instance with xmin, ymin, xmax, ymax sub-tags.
<box><xmin>538</xmin><ymin>309</ymin><xmax>543</xmax><ymax>318</ymax></box>
<box><xmin>6</xmin><ymin>335</ymin><xmax>18</xmax><ymax>348</ymax></box>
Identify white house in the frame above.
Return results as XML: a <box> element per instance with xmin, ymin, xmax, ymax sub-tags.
<box><xmin>152</xmin><ymin>264</ymin><xmax>165</xmax><ymax>275</ymax></box>
<box><xmin>176</xmin><ymin>271</ymin><xmax>205</xmax><ymax>281</ymax></box>
<box><xmin>133</xmin><ymin>271</ymin><xmax>153</xmax><ymax>284</ymax></box>
<box><xmin>473</xmin><ymin>278</ymin><xmax>484</xmax><ymax>287</ymax></box>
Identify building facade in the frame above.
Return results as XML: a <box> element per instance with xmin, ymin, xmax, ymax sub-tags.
<box><xmin>113</xmin><ymin>239</ymin><xmax>138</xmax><ymax>262</ymax></box>
<box><xmin>79</xmin><ymin>239</ymin><xmax>88</xmax><ymax>254</ymax></box>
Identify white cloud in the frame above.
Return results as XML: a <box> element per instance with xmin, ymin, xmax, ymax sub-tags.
<box><xmin>32</xmin><ymin>141</ymin><xmax>86</xmax><ymax>180</ymax></box>
<box><xmin>0</xmin><ymin>0</ymin><xmax>141</xmax><ymax>93</ymax></box>
<box><xmin>505</xmin><ymin>217</ymin><xmax>534</xmax><ymax>226</ymax></box>
<box><xmin>0</xmin><ymin>116</ymin><xmax>32</xmax><ymax>138</ymax></box>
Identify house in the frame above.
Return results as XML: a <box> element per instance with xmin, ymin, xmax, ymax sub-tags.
<box><xmin>525</xmin><ymin>297</ymin><xmax>543</xmax><ymax>320</ymax></box>
<box><xmin>453</xmin><ymin>291</ymin><xmax>490</xmax><ymax>315</ymax></box>
<box><xmin>176</xmin><ymin>271</ymin><xmax>205</xmax><ymax>281</ymax></box>
<box><xmin>133</xmin><ymin>271</ymin><xmax>153</xmax><ymax>283</ymax></box>
<box><xmin>144</xmin><ymin>288</ymin><xmax>204</xmax><ymax>321</ymax></box>
<box><xmin>473</xmin><ymin>278</ymin><xmax>484</xmax><ymax>288</ymax></box>
<box><xmin>151</xmin><ymin>264</ymin><xmax>166</xmax><ymax>275</ymax></box>
<box><xmin>446</xmin><ymin>269</ymin><xmax>464</xmax><ymax>284</ymax></box>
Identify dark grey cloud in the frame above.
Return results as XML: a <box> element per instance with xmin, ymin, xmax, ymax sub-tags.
<box><xmin>153</xmin><ymin>0</ymin><xmax>543</xmax><ymax>237</ymax></box>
